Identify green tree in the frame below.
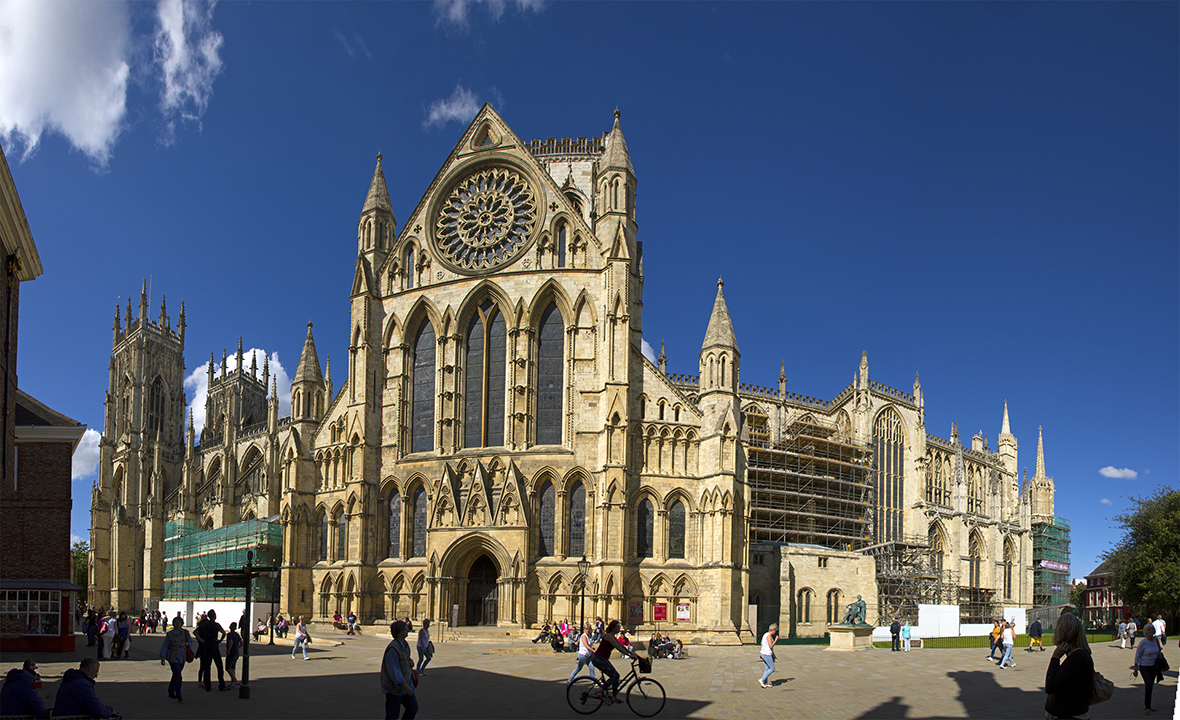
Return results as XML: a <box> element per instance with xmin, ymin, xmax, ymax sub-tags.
<box><xmin>72</xmin><ymin>540</ymin><xmax>89</xmax><ymax>602</ymax></box>
<box><xmin>1068</xmin><ymin>581</ymin><xmax>1086</xmax><ymax>612</ymax></box>
<box><xmin>1102</xmin><ymin>486</ymin><xmax>1180</xmax><ymax>621</ymax></box>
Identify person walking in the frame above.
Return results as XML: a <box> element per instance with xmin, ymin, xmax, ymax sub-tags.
<box><xmin>53</xmin><ymin>658</ymin><xmax>120</xmax><ymax>719</ymax></box>
<box><xmin>1128</xmin><ymin>619</ymin><xmax>1139</xmax><ymax>649</ymax></box>
<box><xmin>758</xmin><ymin>623</ymin><xmax>778</xmax><ymax>688</ymax></box>
<box><xmin>292</xmin><ymin>616</ymin><xmax>310</xmax><ymax>660</ymax></box>
<box><xmin>1028</xmin><ymin>618</ymin><xmax>1044</xmax><ymax>652</ymax></box>
<box><xmin>381</xmin><ymin>620</ymin><xmax>417</xmax><ymax>720</ymax></box>
<box><xmin>890</xmin><ymin>619</ymin><xmax>901</xmax><ymax>652</ymax></box>
<box><xmin>194</xmin><ymin>609</ymin><xmax>228</xmax><ymax>692</ymax></box>
<box><xmin>1119</xmin><ymin>620</ymin><xmax>1128</xmax><ymax>649</ymax></box>
<box><xmin>997</xmin><ymin>621</ymin><xmax>1016</xmax><ymax>669</ymax></box>
<box><xmin>1151</xmin><ymin>615</ymin><xmax>1167</xmax><ymax>646</ymax></box>
<box><xmin>100</xmin><ymin>611</ymin><xmax>117</xmax><ymax>660</ymax></box>
<box><xmin>901</xmin><ymin>621</ymin><xmax>912</xmax><ymax>652</ymax></box>
<box><xmin>1044</xmin><ymin>612</ymin><xmax>1094</xmax><ymax>720</ymax></box>
<box><xmin>568</xmin><ymin>623</ymin><xmax>598</xmax><ymax>684</ymax></box>
<box><xmin>415</xmin><ymin>619</ymin><xmax>433</xmax><ymax>675</ymax></box>
<box><xmin>158</xmin><ymin>616</ymin><xmax>192</xmax><ymax>702</ymax></box>
<box><xmin>1133</xmin><ymin>624</ymin><xmax>1163</xmax><ymax>715</ymax></box>
<box><xmin>225</xmin><ymin>622</ymin><xmax>242</xmax><ymax>689</ymax></box>
<box><xmin>986</xmin><ymin>620</ymin><xmax>1002</xmax><ymax>662</ymax></box>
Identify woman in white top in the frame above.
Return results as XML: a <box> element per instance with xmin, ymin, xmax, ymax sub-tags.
<box><xmin>416</xmin><ymin>619</ymin><xmax>434</xmax><ymax>675</ymax></box>
<box><xmin>1133</xmin><ymin>624</ymin><xmax>1162</xmax><ymax>714</ymax></box>
<box><xmin>291</xmin><ymin>616</ymin><xmax>310</xmax><ymax>660</ymax></box>
<box><xmin>567</xmin><ymin>623</ymin><xmax>598</xmax><ymax>685</ymax></box>
<box><xmin>998</xmin><ymin>621</ymin><xmax>1016</xmax><ymax>669</ymax></box>
<box><xmin>758</xmin><ymin>623</ymin><xmax>778</xmax><ymax>688</ymax></box>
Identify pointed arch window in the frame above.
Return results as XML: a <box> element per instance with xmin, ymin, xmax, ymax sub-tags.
<box><xmin>406</xmin><ymin>246</ymin><xmax>416</xmax><ymax>289</ymax></box>
<box><xmin>798</xmin><ymin>589</ymin><xmax>813</xmax><ymax>623</ymax></box>
<box><xmin>337</xmin><ymin>511</ymin><xmax>349</xmax><ymax>562</ymax></box>
<box><xmin>668</xmin><ymin>501</ymin><xmax>686</xmax><ymax>559</ymax></box>
<box><xmin>538</xmin><ymin>481</ymin><xmax>555</xmax><ymax>557</ymax></box>
<box><xmin>386</xmin><ymin>492</ymin><xmax>402</xmax><ymax>559</ymax></box>
<box><xmin>557</xmin><ymin>222</ymin><xmax>567</xmax><ymax>268</ymax></box>
<box><xmin>464</xmin><ymin>300</ymin><xmax>506</xmax><ymax>448</ymax></box>
<box><xmin>637</xmin><ymin>499</ymin><xmax>654</xmax><ymax>559</ymax></box>
<box><xmin>147</xmin><ymin>377</ymin><xmax>165</xmax><ymax>435</ymax></box>
<box><xmin>411</xmin><ymin>320</ymin><xmax>435</xmax><ymax>453</ymax></box>
<box><xmin>536</xmin><ymin>303</ymin><xmax>565</xmax><ymax>445</ymax></box>
<box><xmin>872</xmin><ymin>409</ymin><xmax>905</xmax><ymax>545</ymax></box>
<box><xmin>1003</xmin><ymin>540</ymin><xmax>1014</xmax><ymax>599</ymax></box>
<box><xmin>411</xmin><ymin>488</ymin><xmax>427</xmax><ymax>557</ymax></box>
<box><xmin>568</xmin><ymin>481</ymin><xmax>585</xmax><ymax>557</ymax></box>
<box><xmin>826</xmin><ymin>589</ymin><xmax>842</xmax><ymax>624</ymax></box>
<box><xmin>241</xmin><ymin>450</ymin><xmax>264</xmax><ymax>495</ymax></box>
<box><xmin>926</xmin><ymin>453</ymin><xmax>950</xmax><ymax>506</ymax></box>
<box><xmin>319</xmin><ymin>511</ymin><xmax>329</xmax><ymax>562</ymax></box>
<box><xmin>929</xmin><ymin>525</ymin><xmax>944</xmax><ymax>576</ymax></box>
<box><xmin>968</xmin><ymin>533</ymin><xmax>983</xmax><ymax>588</ymax></box>
<box><xmin>968</xmin><ymin>468</ymin><xmax>985</xmax><ymax>515</ymax></box>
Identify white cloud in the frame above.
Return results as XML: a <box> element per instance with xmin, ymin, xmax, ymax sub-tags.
<box><xmin>0</xmin><ymin>0</ymin><xmax>131</xmax><ymax>164</ymax></box>
<box><xmin>423</xmin><ymin>84</ymin><xmax>481</xmax><ymax>129</ymax></box>
<box><xmin>70</xmin><ymin>534</ymin><xmax>86</xmax><ymax>546</ymax></box>
<box><xmin>185</xmin><ymin>349</ymin><xmax>291</xmax><ymax>435</ymax></box>
<box><xmin>641</xmin><ymin>339</ymin><xmax>657</xmax><ymax>364</ymax></box>
<box><xmin>334</xmin><ymin>30</ymin><xmax>372</xmax><ymax>60</ymax></box>
<box><xmin>1100</xmin><ymin>498</ymin><xmax>1111</xmax><ymax>505</ymax></box>
<box><xmin>433</xmin><ymin>0</ymin><xmax>546</xmax><ymax>29</ymax></box>
<box><xmin>72</xmin><ymin>429</ymin><xmax>102</xmax><ymax>481</ymax></box>
<box><xmin>1099</xmin><ymin>466</ymin><xmax>1138</xmax><ymax>480</ymax></box>
<box><xmin>154</xmin><ymin>0</ymin><xmax>224</xmax><ymax>142</ymax></box>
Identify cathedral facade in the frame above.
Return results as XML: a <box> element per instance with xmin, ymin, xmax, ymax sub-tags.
<box><xmin>90</xmin><ymin>107</ymin><xmax>1052</xmax><ymax>637</ymax></box>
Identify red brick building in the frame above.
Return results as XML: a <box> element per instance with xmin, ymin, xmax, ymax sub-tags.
<box><xmin>1083</xmin><ymin>559</ymin><xmax>1130</xmax><ymax>629</ymax></box>
<box><xmin>1</xmin><ymin>144</ymin><xmax>87</xmax><ymax>652</ymax></box>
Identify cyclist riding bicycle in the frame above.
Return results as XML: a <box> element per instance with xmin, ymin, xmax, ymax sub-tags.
<box><xmin>589</xmin><ymin>620</ymin><xmax>635</xmax><ymax>702</ymax></box>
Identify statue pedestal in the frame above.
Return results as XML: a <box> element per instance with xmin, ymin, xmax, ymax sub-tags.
<box><xmin>825</xmin><ymin>624</ymin><xmax>874</xmax><ymax>651</ymax></box>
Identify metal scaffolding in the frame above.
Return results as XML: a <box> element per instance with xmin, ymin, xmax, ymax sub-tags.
<box><xmin>747</xmin><ymin>418</ymin><xmax>872</xmax><ymax>550</ymax></box>
<box><xmin>1033</xmin><ymin>516</ymin><xmax>1071</xmax><ymax>607</ymax></box>
<box><xmin>862</xmin><ymin>534</ymin><xmax>959</xmax><ymax>625</ymax></box>
<box><xmin>163</xmin><ymin>519</ymin><xmax>282</xmax><ymax>602</ymax></box>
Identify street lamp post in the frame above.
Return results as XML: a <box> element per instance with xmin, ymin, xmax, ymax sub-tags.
<box><xmin>577</xmin><ymin>555</ymin><xmax>589</xmax><ymax>638</ymax></box>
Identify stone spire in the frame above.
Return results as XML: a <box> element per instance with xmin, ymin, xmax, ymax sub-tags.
<box><xmin>126</xmin><ymin>298</ymin><xmax>132</xmax><ymax>332</ymax></box>
<box><xmin>178</xmin><ymin>301</ymin><xmax>186</xmax><ymax>347</ymax></box>
<box><xmin>701</xmin><ymin>278</ymin><xmax>739</xmax><ymax>353</ymax></box>
<box><xmin>262</xmin><ymin>354</ymin><xmax>270</xmax><ymax>388</ymax></box>
<box><xmin>158</xmin><ymin>294</ymin><xmax>167</xmax><ymax>327</ymax></box>
<box><xmin>249</xmin><ymin>349</ymin><xmax>257</xmax><ymax>379</ymax></box>
<box><xmin>600</xmin><ymin>109</ymin><xmax>634</xmax><ymax>174</ymax></box>
<box><xmin>913</xmin><ymin>372</ymin><xmax>923</xmax><ymax>407</ymax></box>
<box><xmin>236</xmin><ymin>337</ymin><xmax>244</xmax><ymax>372</ymax></box>
<box><xmin>139</xmin><ymin>279</ymin><xmax>148</xmax><ymax>319</ymax></box>
<box><xmin>1001</xmin><ymin>400</ymin><xmax>1011</xmax><ymax>435</ymax></box>
<box><xmin>293</xmin><ymin>322</ymin><xmax>325</xmax><ymax>386</ymax></box>
<box><xmin>1035</xmin><ymin>426</ymin><xmax>1046</xmax><ymax>478</ymax></box>
<box><xmin>361</xmin><ymin>152</ymin><xmax>393</xmax><ymax>215</ymax></box>
<box><xmin>657</xmin><ymin>340</ymin><xmax>667</xmax><ymax>374</ymax></box>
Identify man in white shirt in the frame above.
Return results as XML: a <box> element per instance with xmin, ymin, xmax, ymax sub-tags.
<box><xmin>1152</xmin><ymin>615</ymin><xmax>1167</xmax><ymax>646</ymax></box>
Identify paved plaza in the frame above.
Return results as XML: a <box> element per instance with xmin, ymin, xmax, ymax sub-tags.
<box><xmin>1</xmin><ymin>630</ymin><xmax>1174</xmax><ymax>719</ymax></box>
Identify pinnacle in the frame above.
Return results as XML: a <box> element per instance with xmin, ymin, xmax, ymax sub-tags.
<box><xmin>293</xmin><ymin>322</ymin><xmax>325</xmax><ymax>387</ymax></box>
<box><xmin>362</xmin><ymin>153</ymin><xmax>393</xmax><ymax>215</ymax></box>
<box><xmin>701</xmin><ymin>279</ymin><xmax>739</xmax><ymax>353</ymax></box>
<box><xmin>601</xmin><ymin>109</ymin><xmax>633</xmax><ymax>174</ymax></box>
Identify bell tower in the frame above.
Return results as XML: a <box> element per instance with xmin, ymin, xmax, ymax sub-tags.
<box><xmin>91</xmin><ymin>281</ymin><xmax>185</xmax><ymax>610</ymax></box>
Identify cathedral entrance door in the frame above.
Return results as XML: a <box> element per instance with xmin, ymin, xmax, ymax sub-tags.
<box><xmin>466</xmin><ymin>554</ymin><xmax>499</xmax><ymax>626</ymax></box>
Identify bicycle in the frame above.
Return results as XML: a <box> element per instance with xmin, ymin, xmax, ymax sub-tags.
<box><xmin>567</xmin><ymin>655</ymin><xmax>666</xmax><ymax>717</ymax></box>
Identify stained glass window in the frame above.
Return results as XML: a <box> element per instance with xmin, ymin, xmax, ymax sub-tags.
<box><xmin>539</xmin><ymin>481</ymin><xmax>555</xmax><ymax>557</ymax></box>
<box><xmin>464</xmin><ymin>301</ymin><xmax>506</xmax><ymax>448</ymax></box>
<box><xmin>568</xmin><ymin>482</ymin><xmax>585</xmax><ymax>557</ymax></box>
<box><xmin>536</xmin><ymin>304</ymin><xmax>564</xmax><ymax>445</ymax></box>
<box><xmin>668</xmin><ymin>501</ymin><xmax>685</xmax><ymax>559</ymax></box>
<box><xmin>319</xmin><ymin>512</ymin><xmax>328</xmax><ymax>562</ymax></box>
<box><xmin>412</xmin><ymin>488</ymin><xmax>427</xmax><ymax>557</ymax></box>
<box><xmin>411</xmin><ymin>321</ymin><xmax>435</xmax><ymax>453</ymax></box>
<box><xmin>872</xmin><ymin>409</ymin><xmax>905</xmax><ymax>544</ymax></box>
<box><xmin>337</xmin><ymin>512</ymin><xmax>348</xmax><ymax>561</ymax></box>
<box><xmin>387</xmin><ymin>492</ymin><xmax>401</xmax><ymax>559</ymax></box>
<box><xmin>637</xmin><ymin>499</ymin><xmax>654</xmax><ymax>559</ymax></box>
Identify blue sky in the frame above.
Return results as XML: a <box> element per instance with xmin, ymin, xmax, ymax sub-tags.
<box><xmin>3</xmin><ymin>1</ymin><xmax>1176</xmax><ymax>584</ymax></box>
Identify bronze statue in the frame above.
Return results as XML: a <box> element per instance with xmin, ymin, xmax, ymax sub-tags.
<box><xmin>839</xmin><ymin>594</ymin><xmax>868</xmax><ymax>625</ymax></box>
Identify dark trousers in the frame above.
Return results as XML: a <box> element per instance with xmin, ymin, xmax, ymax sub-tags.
<box><xmin>1144</xmin><ymin>662</ymin><xmax>1158</xmax><ymax>709</ymax></box>
<box><xmin>168</xmin><ymin>661</ymin><xmax>185</xmax><ymax>697</ymax></box>
<box><xmin>198</xmin><ymin>647</ymin><xmax>225</xmax><ymax>689</ymax></box>
<box><xmin>385</xmin><ymin>692</ymin><xmax>418</xmax><ymax>720</ymax></box>
<box><xmin>891</xmin><ymin>634</ymin><xmax>900</xmax><ymax>651</ymax></box>
<box><xmin>590</xmin><ymin>655</ymin><xmax>621</xmax><ymax>696</ymax></box>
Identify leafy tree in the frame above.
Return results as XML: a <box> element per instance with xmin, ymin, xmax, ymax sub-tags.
<box><xmin>72</xmin><ymin>541</ymin><xmax>89</xmax><ymax>602</ymax></box>
<box><xmin>1102</xmin><ymin>486</ymin><xmax>1180</xmax><ymax>621</ymax></box>
<box><xmin>1068</xmin><ymin>581</ymin><xmax>1086</xmax><ymax>612</ymax></box>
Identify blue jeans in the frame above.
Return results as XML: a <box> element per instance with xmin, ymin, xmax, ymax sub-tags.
<box><xmin>416</xmin><ymin>646</ymin><xmax>432</xmax><ymax>673</ymax></box>
<box><xmin>168</xmin><ymin>660</ymin><xmax>185</xmax><ymax>697</ymax></box>
<box><xmin>385</xmin><ymin>692</ymin><xmax>418</xmax><ymax>720</ymax></box>
<box><xmin>568</xmin><ymin>654</ymin><xmax>597</xmax><ymax>683</ymax></box>
<box><xmin>999</xmin><ymin>643</ymin><xmax>1014</xmax><ymax>667</ymax></box>
<box><xmin>292</xmin><ymin>635</ymin><xmax>308</xmax><ymax>658</ymax></box>
<box><xmin>760</xmin><ymin>653</ymin><xmax>775</xmax><ymax>683</ymax></box>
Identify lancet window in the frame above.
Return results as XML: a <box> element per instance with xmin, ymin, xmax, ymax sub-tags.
<box><xmin>872</xmin><ymin>408</ymin><xmax>905</xmax><ymax>544</ymax></box>
<box><xmin>464</xmin><ymin>300</ymin><xmax>506</xmax><ymax>448</ymax></box>
<box><xmin>535</xmin><ymin>303</ymin><xmax>564</xmax><ymax>445</ymax></box>
<box><xmin>318</xmin><ymin>511</ymin><xmax>328</xmax><ymax>562</ymax></box>
<box><xmin>386</xmin><ymin>491</ymin><xmax>401</xmax><ymax>559</ymax></box>
<box><xmin>637</xmin><ymin>499</ymin><xmax>654</xmax><ymax>559</ymax></box>
<box><xmin>147</xmin><ymin>377</ymin><xmax>165</xmax><ymax>435</ymax></box>
<box><xmin>411</xmin><ymin>488</ymin><xmax>427</xmax><ymax>557</ymax></box>
<box><xmin>538</xmin><ymin>481</ymin><xmax>555</xmax><ymax>557</ymax></box>
<box><xmin>668</xmin><ymin>501</ymin><xmax>686</xmax><ymax>559</ymax></box>
<box><xmin>411</xmin><ymin>320</ymin><xmax>435</xmax><ymax>453</ymax></box>
<box><xmin>926</xmin><ymin>453</ymin><xmax>950</xmax><ymax>506</ymax></box>
<box><xmin>568</xmin><ymin>481</ymin><xmax>585</xmax><ymax>557</ymax></box>
<box><xmin>337</xmin><ymin>510</ymin><xmax>349</xmax><ymax>562</ymax></box>
<box><xmin>968</xmin><ymin>533</ymin><xmax>983</xmax><ymax>588</ymax></box>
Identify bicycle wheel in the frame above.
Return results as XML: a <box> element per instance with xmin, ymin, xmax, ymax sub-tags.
<box><xmin>626</xmin><ymin>677</ymin><xmax>666</xmax><ymax>717</ymax></box>
<box><xmin>567</xmin><ymin>676</ymin><xmax>603</xmax><ymax>714</ymax></box>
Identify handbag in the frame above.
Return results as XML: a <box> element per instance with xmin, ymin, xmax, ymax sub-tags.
<box><xmin>185</xmin><ymin>645</ymin><xmax>195</xmax><ymax>663</ymax></box>
<box><xmin>1156</xmin><ymin>650</ymin><xmax>1169</xmax><ymax>674</ymax></box>
<box><xmin>1090</xmin><ymin>670</ymin><xmax>1114</xmax><ymax>704</ymax></box>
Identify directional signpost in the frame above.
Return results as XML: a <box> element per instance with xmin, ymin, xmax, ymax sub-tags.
<box><xmin>212</xmin><ymin>551</ymin><xmax>278</xmax><ymax>699</ymax></box>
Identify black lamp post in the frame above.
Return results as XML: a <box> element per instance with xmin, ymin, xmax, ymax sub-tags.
<box><xmin>577</xmin><ymin>555</ymin><xmax>589</xmax><ymax>637</ymax></box>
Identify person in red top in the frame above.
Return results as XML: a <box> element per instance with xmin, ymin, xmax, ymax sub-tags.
<box><xmin>589</xmin><ymin>620</ymin><xmax>635</xmax><ymax>702</ymax></box>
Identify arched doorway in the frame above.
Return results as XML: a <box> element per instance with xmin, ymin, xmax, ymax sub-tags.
<box><xmin>466</xmin><ymin>554</ymin><xmax>499</xmax><ymax>626</ymax></box>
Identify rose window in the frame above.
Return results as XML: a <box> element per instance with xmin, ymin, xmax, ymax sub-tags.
<box><xmin>435</xmin><ymin>167</ymin><xmax>537</xmax><ymax>271</ymax></box>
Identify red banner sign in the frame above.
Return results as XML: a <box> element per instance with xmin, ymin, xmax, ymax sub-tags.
<box><xmin>653</xmin><ymin>602</ymin><xmax>667</xmax><ymax>622</ymax></box>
